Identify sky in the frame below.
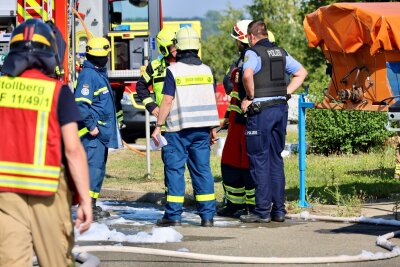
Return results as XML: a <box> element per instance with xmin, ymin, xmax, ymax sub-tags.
<box><xmin>162</xmin><ymin>0</ymin><xmax>253</xmax><ymax>18</ymax></box>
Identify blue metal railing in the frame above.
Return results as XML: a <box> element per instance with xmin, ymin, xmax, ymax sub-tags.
<box><xmin>297</xmin><ymin>86</ymin><xmax>314</xmax><ymax>208</ymax></box>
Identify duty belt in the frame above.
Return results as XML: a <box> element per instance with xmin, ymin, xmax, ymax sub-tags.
<box><xmin>258</xmin><ymin>98</ymin><xmax>287</xmax><ymax>108</ymax></box>
<box><xmin>247</xmin><ymin>98</ymin><xmax>287</xmax><ymax>116</ymax></box>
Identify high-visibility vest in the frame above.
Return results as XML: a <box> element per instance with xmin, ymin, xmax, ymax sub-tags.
<box><xmin>150</xmin><ymin>59</ymin><xmax>167</xmax><ymax>106</ymax></box>
<box><xmin>166</xmin><ymin>62</ymin><xmax>220</xmax><ymax>132</ymax></box>
<box><xmin>0</xmin><ymin>69</ymin><xmax>62</xmax><ymax>196</ymax></box>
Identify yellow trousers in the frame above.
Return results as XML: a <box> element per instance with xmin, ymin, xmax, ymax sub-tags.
<box><xmin>0</xmin><ymin>173</ymin><xmax>74</xmax><ymax>267</ymax></box>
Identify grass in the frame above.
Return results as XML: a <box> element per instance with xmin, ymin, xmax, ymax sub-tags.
<box><xmin>285</xmin><ymin>128</ymin><xmax>298</xmax><ymax>143</ymax></box>
<box><xmin>104</xmin><ymin>133</ymin><xmax>400</xmax><ymax>216</ymax></box>
<box><xmin>105</xmin><ymin>148</ymin><xmax>225</xmax><ymax>201</ymax></box>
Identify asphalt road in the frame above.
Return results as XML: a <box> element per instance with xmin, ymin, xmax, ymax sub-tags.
<box><xmin>76</xmin><ymin>204</ymin><xmax>400</xmax><ymax>267</ymax></box>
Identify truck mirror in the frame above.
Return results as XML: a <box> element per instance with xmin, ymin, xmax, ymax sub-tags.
<box><xmin>111</xmin><ymin>11</ymin><xmax>122</xmax><ymax>25</ymax></box>
<box><xmin>129</xmin><ymin>0</ymin><xmax>148</xmax><ymax>7</ymax></box>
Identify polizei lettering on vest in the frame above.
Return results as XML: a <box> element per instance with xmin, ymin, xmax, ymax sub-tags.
<box><xmin>267</xmin><ymin>49</ymin><xmax>282</xmax><ymax>57</ymax></box>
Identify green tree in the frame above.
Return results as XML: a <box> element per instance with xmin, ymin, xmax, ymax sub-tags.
<box><xmin>246</xmin><ymin>0</ymin><xmax>322</xmax><ymax>95</ymax></box>
<box><xmin>202</xmin><ymin>11</ymin><xmax>221</xmax><ymax>40</ymax></box>
<box><xmin>201</xmin><ymin>7</ymin><xmax>246</xmax><ymax>83</ymax></box>
<box><xmin>247</xmin><ymin>0</ymin><xmax>306</xmax><ymax>64</ymax></box>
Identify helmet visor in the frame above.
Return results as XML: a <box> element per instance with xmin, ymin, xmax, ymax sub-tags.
<box><xmin>231</xmin><ymin>28</ymin><xmax>240</xmax><ymax>39</ymax></box>
<box><xmin>159</xmin><ymin>45</ymin><xmax>169</xmax><ymax>56</ymax></box>
<box><xmin>11</xmin><ymin>41</ymin><xmax>55</xmax><ymax>54</ymax></box>
<box><xmin>86</xmin><ymin>44</ymin><xmax>111</xmax><ymax>55</ymax></box>
<box><xmin>231</xmin><ymin>27</ymin><xmax>248</xmax><ymax>42</ymax></box>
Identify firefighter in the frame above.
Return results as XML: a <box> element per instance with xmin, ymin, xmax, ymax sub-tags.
<box><xmin>74</xmin><ymin>36</ymin><xmax>122</xmax><ymax>220</ymax></box>
<box><xmin>137</xmin><ymin>27</ymin><xmax>177</xmax><ymax>117</ymax></box>
<box><xmin>218</xmin><ymin>20</ymin><xmax>255</xmax><ymax>218</ymax></box>
<box><xmin>137</xmin><ymin>27</ymin><xmax>176</xmax><ymax>197</ymax></box>
<box><xmin>0</xmin><ymin>19</ymin><xmax>92</xmax><ymax>266</ymax></box>
<box><xmin>240</xmin><ymin>20</ymin><xmax>308</xmax><ymax>223</ymax></box>
<box><xmin>151</xmin><ymin>26</ymin><xmax>220</xmax><ymax>227</ymax></box>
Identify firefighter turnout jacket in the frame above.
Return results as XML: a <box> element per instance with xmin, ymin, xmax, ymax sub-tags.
<box><xmin>0</xmin><ymin>70</ymin><xmax>62</xmax><ymax>196</ymax></box>
<box><xmin>74</xmin><ymin>60</ymin><xmax>120</xmax><ymax>148</ymax></box>
<box><xmin>137</xmin><ymin>57</ymin><xmax>169</xmax><ymax>113</ymax></box>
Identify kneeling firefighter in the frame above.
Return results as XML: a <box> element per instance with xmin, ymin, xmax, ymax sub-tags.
<box><xmin>74</xmin><ymin>37</ymin><xmax>122</xmax><ymax>220</ymax></box>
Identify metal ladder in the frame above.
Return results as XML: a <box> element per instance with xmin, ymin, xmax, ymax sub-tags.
<box><xmin>22</xmin><ymin>0</ymin><xmax>53</xmax><ymax>22</ymax></box>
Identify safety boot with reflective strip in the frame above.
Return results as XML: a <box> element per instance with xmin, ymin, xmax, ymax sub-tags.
<box><xmin>92</xmin><ymin>198</ymin><xmax>110</xmax><ymax>221</ymax></box>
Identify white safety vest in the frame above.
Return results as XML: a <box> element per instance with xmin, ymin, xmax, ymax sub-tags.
<box><xmin>166</xmin><ymin>62</ymin><xmax>220</xmax><ymax>132</ymax></box>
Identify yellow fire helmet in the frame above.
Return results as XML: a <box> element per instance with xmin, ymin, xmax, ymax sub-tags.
<box><xmin>86</xmin><ymin>37</ymin><xmax>111</xmax><ymax>57</ymax></box>
<box><xmin>175</xmin><ymin>26</ymin><xmax>200</xmax><ymax>51</ymax></box>
<box><xmin>157</xmin><ymin>27</ymin><xmax>175</xmax><ymax>57</ymax></box>
<box><xmin>268</xmin><ymin>30</ymin><xmax>276</xmax><ymax>43</ymax></box>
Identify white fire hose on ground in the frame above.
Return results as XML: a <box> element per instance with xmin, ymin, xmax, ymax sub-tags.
<box><xmin>69</xmin><ymin>213</ymin><xmax>400</xmax><ymax>266</ymax></box>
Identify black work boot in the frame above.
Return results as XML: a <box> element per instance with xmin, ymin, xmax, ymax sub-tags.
<box><xmin>156</xmin><ymin>218</ymin><xmax>182</xmax><ymax>227</ymax></box>
<box><xmin>217</xmin><ymin>203</ymin><xmax>243</xmax><ymax>218</ymax></box>
<box><xmin>240</xmin><ymin>213</ymin><xmax>271</xmax><ymax>223</ymax></box>
<box><xmin>271</xmin><ymin>206</ymin><xmax>286</xmax><ymax>222</ymax></box>
<box><xmin>234</xmin><ymin>205</ymin><xmax>254</xmax><ymax>217</ymax></box>
<box><xmin>201</xmin><ymin>219</ymin><xmax>214</xmax><ymax>227</ymax></box>
<box><xmin>271</xmin><ymin>214</ymin><xmax>285</xmax><ymax>222</ymax></box>
<box><xmin>92</xmin><ymin>198</ymin><xmax>110</xmax><ymax>221</ymax></box>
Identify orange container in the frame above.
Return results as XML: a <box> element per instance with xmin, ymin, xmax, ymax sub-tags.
<box><xmin>304</xmin><ymin>2</ymin><xmax>400</xmax><ymax>111</ymax></box>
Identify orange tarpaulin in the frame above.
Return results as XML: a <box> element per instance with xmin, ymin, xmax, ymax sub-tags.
<box><xmin>303</xmin><ymin>2</ymin><xmax>400</xmax><ymax>111</ymax></box>
<box><xmin>304</xmin><ymin>2</ymin><xmax>400</xmax><ymax>55</ymax></box>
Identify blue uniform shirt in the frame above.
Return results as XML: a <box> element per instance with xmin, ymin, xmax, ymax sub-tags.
<box><xmin>243</xmin><ymin>47</ymin><xmax>302</xmax><ymax>102</ymax></box>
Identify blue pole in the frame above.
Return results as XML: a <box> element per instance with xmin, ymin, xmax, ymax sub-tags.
<box><xmin>298</xmin><ymin>88</ymin><xmax>313</xmax><ymax>208</ymax></box>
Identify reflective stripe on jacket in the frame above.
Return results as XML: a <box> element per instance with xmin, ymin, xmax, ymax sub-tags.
<box><xmin>150</xmin><ymin>58</ymin><xmax>167</xmax><ymax>106</ymax></box>
<box><xmin>74</xmin><ymin>60</ymin><xmax>121</xmax><ymax>148</ymax></box>
<box><xmin>0</xmin><ymin>70</ymin><xmax>62</xmax><ymax>196</ymax></box>
<box><xmin>137</xmin><ymin>57</ymin><xmax>168</xmax><ymax>111</ymax></box>
<box><xmin>166</xmin><ymin>62</ymin><xmax>220</xmax><ymax>132</ymax></box>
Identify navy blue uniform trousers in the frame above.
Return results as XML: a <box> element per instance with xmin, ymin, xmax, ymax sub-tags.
<box><xmin>81</xmin><ymin>136</ymin><xmax>108</xmax><ymax>199</ymax></box>
<box><xmin>162</xmin><ymin>128</ymin><xmax>216</xmax><ymax>221</ymax></box>
<box><xmin>245</xmin><ymin>103</ymin><xmax>288</xmax><ymax>218</ymax></box>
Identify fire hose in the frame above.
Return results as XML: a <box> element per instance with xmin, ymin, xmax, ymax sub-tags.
<box><xmin>68</xmin><ymin>213</ymin><xmax>400</xmax><ymax>266</ymax></box>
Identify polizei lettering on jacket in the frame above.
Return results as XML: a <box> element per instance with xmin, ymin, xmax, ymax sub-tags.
<box><xmin>267</xmin><ymin>49</ymin><xmax>283</xmax><ymax>57</ymax></box>
<box><xmin>0</xmin><ymin>77</ymin><xmax>55</xmax><ymax>111</ymax></box>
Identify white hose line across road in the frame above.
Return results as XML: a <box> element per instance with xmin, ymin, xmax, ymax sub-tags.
<box><xmin>72</xmin><ymin>213</ymin><xmax>400</xmax><ymax>265</ymax></box>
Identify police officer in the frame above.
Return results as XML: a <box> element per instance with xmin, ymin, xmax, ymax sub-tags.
<box><xmin>240</xmin><ymin>20</ymin><xmax>308</xmax><ymax>223</ymax></box>
<box><xmin>219</xmin><ymin>22</ymin><xmax>278</xmax><ymax>218</ymax></box>
<box><xmin>151</xmin><ymin>26</ymin><xmax>220</xmax><ymax>227</ymax></box>
<box><xmin>0</xmin><ymin>19</ymin><xmax>92</xmax><ymax>266</ymax></box>
<box><xmin>74</xmin><ymin>37</ymin><xmax>122</xmax><ymax>220</ymax></box>
<box><xmin>218</xmin><ymin>20</ymin><xmax>255</xmax><ymax>217</ymax></box>
<box><xmin>137</xmin><ymin>27</ymin><xmax>176</xmax><ymax>117</ymax></box>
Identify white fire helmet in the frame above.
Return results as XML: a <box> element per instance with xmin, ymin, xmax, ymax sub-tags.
<box><xmin>231</xmin><ymin>20</ymin><xmax>252</xmax><ymax>44</ymax></box>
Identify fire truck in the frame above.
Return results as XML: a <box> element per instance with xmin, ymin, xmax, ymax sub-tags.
<box><xmin>0</xmin><ymin>0</ymin><xmax>228</xmax><ymax>142</ymax></box>
<box><xmin>73</xmin><ymin>0</ymin><xmax>207</xmax><ymax>141</ymax></box>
